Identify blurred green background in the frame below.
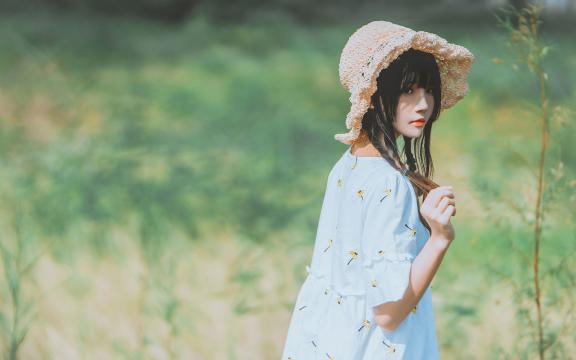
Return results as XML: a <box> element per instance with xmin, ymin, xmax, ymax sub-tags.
<box><xmin>0</xmin><ymin>0</ymin><xmax>574</xmax><ymax>359</ymax></box>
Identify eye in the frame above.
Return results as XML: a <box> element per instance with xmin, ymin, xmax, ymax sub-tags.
<box><xmin>402</xmin><ymin>87</ymin><xmax>413</xmax><ymax>94</ymax></box>
<box><xmin>426</xmin><ymin>87</ymin><xmax>434</xmax><ymax>94</ymax></box>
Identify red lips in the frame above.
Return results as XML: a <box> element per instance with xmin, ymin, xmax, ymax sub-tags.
<box><xmin>410</xmin><ymin>118</ymin><xmax>426</xmax><ymax>127</ymax></box>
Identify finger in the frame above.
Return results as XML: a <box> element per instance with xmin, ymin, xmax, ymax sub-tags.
<box><xmin>436</xmin><ymin>197</ymin><xmax>455</xmax><ymax>214</ymax></box>
<box><xmin>438</xmin><ymin>205</ymin><xmax>455</xmax><ymax>224</ymax></box>
<box><xmin>422</xmin><ymin>189</ymin><xmax>450</xmax><ymax>216</ymax></box>
<box><xmin>428</xmin><ymin>190</ymin><xmax>454</xmax><ymax>214</ymax></box>
<box><xmin>429</xmin><ymin>201</ymin><xmax>448</xmax><ymax>222</ymax></box>
<box><xmin>427</xmin><ymin>187</ymin><xmax>454</xmax><ymax>209</ymax></box>
<box><xmin>422</xmin><ymin>186</ymin><xmax>453</xmax><ymax>215</ymax></box>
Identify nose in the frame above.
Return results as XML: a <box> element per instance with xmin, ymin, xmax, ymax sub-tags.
<box><xmin>414</xmin><ymin>88</ymin><xmax>430</xmax><ymax>112</ymax></box>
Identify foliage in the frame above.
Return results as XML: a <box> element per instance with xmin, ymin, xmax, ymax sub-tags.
<box><xmin>0</xmin><ymin>11</ymin><xmax>574</xmax><ymax>358</ymax></box>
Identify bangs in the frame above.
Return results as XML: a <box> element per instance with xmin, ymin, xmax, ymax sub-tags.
<box><xmin>397</xmin><ymin>50</ymin><xmax>441</xmax><ymax>91</ymax></box>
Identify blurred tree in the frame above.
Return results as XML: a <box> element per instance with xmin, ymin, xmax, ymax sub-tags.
<box><xmin>510</xmin><ymin>0</ymin><xmax>528</xmax><ymax>10</ymax></box>
<box><xmin>0</xmin><ymin>0</ymin><xmax>198</xmax><ymax>22</ymax></box>
<box><xmin>0</xmin><ymin>0</ymin><xmax>574</xmax><ymax>23</ymax></box>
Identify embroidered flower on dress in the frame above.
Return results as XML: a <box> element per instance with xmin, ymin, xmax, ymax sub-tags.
<box><xmin>380</xmin><ymin>188</ymin><xmax>392</xmax><ymax>202</ymax></box>
<box><xmin>382</xmin><ymin>339</ymin><xmax>397</xmax><ymax>353</ymax></box>
<box><xmin>323</xmin><ymin>239</ymin><xmax>333</xmax><ymax>253</ymax></box>
<box><xmin>347</xmin><ymin>250</ymin><xmax>359</xmax><ymax>265</ymax></box>
<box><xmin>357</xmin><ymin>319</ymin><xmax>371</xmax><ymax>332</ymax></box>
<box><xmin>404</xmin><ymin>223</ymin><xmax>417</xmax><ymax>237</ymax></box>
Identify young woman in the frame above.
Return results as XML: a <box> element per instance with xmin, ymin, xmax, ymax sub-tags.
<box><xmin>281</xmin><ymin>21</ymin><xmax>474</xmax><ymax>359</ymax></box>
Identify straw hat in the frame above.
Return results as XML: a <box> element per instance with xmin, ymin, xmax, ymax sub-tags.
<box><xmin>335</xmin><ymin>21</ymin><xmax>475</xmax><ymax>145</ymax></box>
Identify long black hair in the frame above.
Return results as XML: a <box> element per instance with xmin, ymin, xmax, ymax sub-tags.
<box><xmin>360</xmin><ymin>48</ymin><xmax>442</xmax><ymax>200</ymax></box>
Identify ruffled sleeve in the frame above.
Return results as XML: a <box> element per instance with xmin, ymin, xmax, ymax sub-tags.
<box><xmin>360</xmin><ymin>171</ymin><xmax>417</xmax><ymax>309</ymax></box>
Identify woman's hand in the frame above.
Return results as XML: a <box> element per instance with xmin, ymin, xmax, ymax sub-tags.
<box><xmin>420</xmin><ymin>185</ymin><xmax>456</xmax><ymax>247</ymax></box>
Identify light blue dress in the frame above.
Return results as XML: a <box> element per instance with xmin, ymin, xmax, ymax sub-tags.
<box><xmin>281</xmin><ymin>146</ymin><xmax>440</xmax><ymax>359</ymax></box>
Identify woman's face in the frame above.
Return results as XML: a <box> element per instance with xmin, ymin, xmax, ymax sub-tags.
<box><xmin>394</xmin><ymin>82</ymin><xmax>434</xmax><ymax>139</ymax></box>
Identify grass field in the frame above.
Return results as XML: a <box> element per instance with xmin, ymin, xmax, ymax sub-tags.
<box><xmin>0</xmin><ymin>11</ymin><xmax>575</xmax><ymax>359</ymax></box>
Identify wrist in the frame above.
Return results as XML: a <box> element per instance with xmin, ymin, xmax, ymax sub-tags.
<box><xmin>428</xmin><ymin>235</ymin><xmax>452</xmax><ymax>253</ymax></box>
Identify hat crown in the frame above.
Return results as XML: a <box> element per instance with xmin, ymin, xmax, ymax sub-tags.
<box><xmin>339</xmin><ymin>21</ymin><xmax>414</xmax><ymax>92</ymax></box>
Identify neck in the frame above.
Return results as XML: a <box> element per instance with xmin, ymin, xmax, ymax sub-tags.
<box><xmin>351</xmin><ymin>130</ymin><xmax>404</xmax><ymax>169</ymax></box>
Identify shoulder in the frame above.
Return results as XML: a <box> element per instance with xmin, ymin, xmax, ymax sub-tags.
<box><xmin>364</xmin><ymin>165</ymin><xmax>406</xmax><ymax>191</ymax></box>
<box><xmin>363</xmin><ymin>166</ymin><xmax>413</xmax><ymax>207</ymax></box>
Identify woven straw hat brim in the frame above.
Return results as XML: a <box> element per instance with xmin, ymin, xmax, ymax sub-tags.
<box><xmin>335</xmin><ymin>21</ymin><xmax>475</xmax><ymax>145</ymax></box>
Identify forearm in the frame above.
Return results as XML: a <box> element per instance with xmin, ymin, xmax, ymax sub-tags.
<box><xmin>373</xmin><ymin>236</ymin><xmax>450</xmax><ymax>331</ymax></box>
